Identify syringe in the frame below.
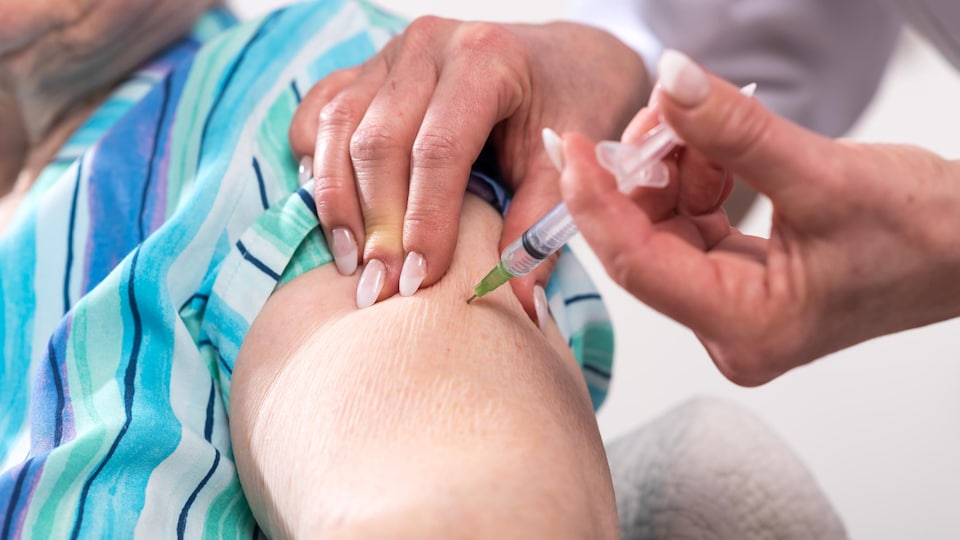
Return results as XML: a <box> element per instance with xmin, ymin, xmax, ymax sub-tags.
<box><xmin>466</xmin><ymin>122</ymin><xmax>681</xmax><ymax>303</ymax></box>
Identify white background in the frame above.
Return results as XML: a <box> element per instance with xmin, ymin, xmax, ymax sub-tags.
<box><xmin>232</xmin><ymin>1</ymin><xmax>960</xmax><ymax>538</ymax></box>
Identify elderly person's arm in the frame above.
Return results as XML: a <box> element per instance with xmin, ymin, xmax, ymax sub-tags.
<box><xmin>231</xmin><ymin>193</ymin><xmax>618</xmax><ymax>538</ymax></box>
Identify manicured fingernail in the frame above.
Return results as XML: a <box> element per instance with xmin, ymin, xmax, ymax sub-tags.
<box><xmin>331</xmin><ymin>227</ymin><xmax>358</xmax><ymax>275</ymax></box>
<box><xmin>658</xmin><ymin>49</ymin><xmax>709</xmax><ymax>107</ymax></box>
<box><xmin>399</xmin><ymin>252</ymin><xmax>426</xmax><ymax>297</ymax></box>
<box><xmin>740</xmin><ymin>82</ymin><xmax>757</xmax><ymax>98</ymax></box>
<box><xmin>356</xmin><ymin>259</ymin><xmax>386</xmax><ymax>309</ymax></box>
<box><xmin>541</xmin><ymin>128</ymin><xmax>564</xmax><ymax>172</ymax></box>
<box><xmin>533</xmin><ymin>284</ymin><xmax>549</xmax><ymax>333</ymax></box>
<box><xmin>298</xmin><ymin>156</ymin><xmax>313</xmax><ymax>186</ymax></box>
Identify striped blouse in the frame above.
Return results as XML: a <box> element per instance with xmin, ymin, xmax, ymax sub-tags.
<box><xmin>0</xmin><ymin>1</ymin><xmax>614</xmax><ymax>536</ymax></box>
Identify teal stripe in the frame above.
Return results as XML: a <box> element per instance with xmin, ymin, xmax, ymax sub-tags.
<box><xmin>0</xmin><ymin>211</ymin><xmax>37</xmax><ymax>457</ymax></box>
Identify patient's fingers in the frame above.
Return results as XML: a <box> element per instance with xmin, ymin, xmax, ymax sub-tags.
<box><xmin>402</xmin><ymin>23</ymin><xmax>530</xmax><ymax>297</ymax></box>
<box><xmin>350</xmin><ymin>21</ymin><xmax>448</xmax><ymax>303</ymax></box>
<box><xmin>312</xmin><ymin>60</ymin><xmax>387</xmax><ymax>278</ymax></box>
<box><xmin>289</xmin><ymin>66</ymin><xmax>360</xmax><ymax>163</ymax></box>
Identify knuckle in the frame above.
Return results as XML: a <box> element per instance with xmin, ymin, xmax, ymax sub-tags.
<box><xmin>311</xmin><ymin>173</ymin><xmax>354</xmax><ymax>217</ymax></box>
<box><xmin>312</xmin><ymin>176</ymin><xmax>351</xmax><ymax>201</ymax></box>
<box><xmin>403</xmin><ymin>15</ymin><xmax>448</xmax><ymax>46</ymax></box>
<box><xmin>713</xmin><ymin>95</ymin><xmax>775</xmax><ymax>163</ymax></box>
<box><xmin>605</xmin><ymin>249</ymin><xmax>640</xmax><ymax>292</ymax></box>
<box><xmin>411</xmin><ymin>127</ymin><xmax>463</xmax><ymax>169</ymax></box>
<box><xmin>317</xmin><ymin>96</ymin><xmax>363</xmax><ymax>133</ymax></box>
<box><xmin>349</xmin><ymin>125</ymin><xmax>404</xmax><ymax>165</ymax></box>
<box><xmin>449</xmin><ymin>22</ymin><xmax>529</xmax><ymax>107</ymax></box>
<box><xmin>451</xmin><ymin>21</ymin><xmax>518</xmax><ymax>56</ymax></box>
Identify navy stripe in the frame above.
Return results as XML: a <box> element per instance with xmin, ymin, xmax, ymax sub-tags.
<box><xmin>1</xmin><ymin>459</ymin><xmax>31</xmax><ymax>540</ymax></box>
<box><xmin>47</xmin><ymin>342</ymin><xmax>66</xmax><ymax>447</ymax></box>
<box><xmin>140</xmin><ymin>76</ymin><xmax>172</xmax><ymax>241</ymax></box>
<box><xmin>564</xmin><ymin>293</ymin><xmax>602</xmax><ymax>306</ymax></box>
<box><xmin>236</xmin><ymin>240</ymin><xmax>280</xmax><ymax>281</ymax></box>
<box><xmin>295</xmin><ymin>187</ymin><xmax>316</xmax><ymax>215</ymax></box>
<box><xmin>203</xmin><ymin>380</ymin><xmax>215</xmax><ymax>442</ymax></box>
<box><xmin>196</xmin><ymin>13</ymin><xmax>277</xmax><ymax>163</ymax></box>
<box><xmin>71</xmin><ymin>249</ymin><xmax>144</xmax><ymax>540</ymax></box>
<box><xmin>198</xmin><ymin>340</ymin><xmax>233</xmax><ymax>375</ymax></box>
<box><xmin>176</xmin><ymin>450</ymin><xmax>221</xmax><ymax>539</ymax></box>
<box><xmin>178</xmin><ymin>293</ymin><xmax>210</xmax><ymax>313</ymax></box>
<box><xmin>63</xmin><ymin>159</ymin><xmax>83</xmax><ymax>314</ymax></box>
<box><xmin>252</xmin><ymin>157</ymin><xmax>270</xmax><ymax>210</ymax></box>
<box><xmin>290</xmin><ymin>80</ymin><xmax>302</xmax><ymax>103</ymax></box>
<box><xmin>582</xmin><ymin>364</ymin><xmax>611</xmax><ymax>379</ymax></box>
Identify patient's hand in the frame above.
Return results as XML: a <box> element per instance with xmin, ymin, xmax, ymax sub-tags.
<box><xmin>288</xmin><ymin>16</ymin><xmax>649</xmax><ymax>317</ymax></box>
<box><xmin>231</xmin><ymin>194</ymin><xmax>617</xmax><ymax>538</ymax></box>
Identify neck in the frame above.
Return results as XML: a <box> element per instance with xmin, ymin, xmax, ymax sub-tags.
<box><xmin>0</xmin><ymin>87</ymin><xmax>107</xmax><ymax>198</ymax></box>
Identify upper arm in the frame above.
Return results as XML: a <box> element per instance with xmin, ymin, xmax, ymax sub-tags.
<box><xmin>230</xmin><ymin>195</ymin><xmax>617</xmax><ymax>538</ymax></box>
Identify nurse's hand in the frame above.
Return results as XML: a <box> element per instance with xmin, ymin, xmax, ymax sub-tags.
<box><xmin>288</xmin><ymin>16</ymin><xmax>648</xmax><ymax>316</ymax></box>
<box><xmin>561</xmin><ymin>50</ymin><xmax>960</xmax><ymax>385</ymax></box>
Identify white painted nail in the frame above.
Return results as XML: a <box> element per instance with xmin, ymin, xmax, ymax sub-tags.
<box><xmin>398</xmin><ymin>252</ymin><xmax>426</xmax><ymax>297</ymax></box>
<box><xmin>356</xmin><ymin>259</ymin><xmax>386</xmax><ymax>309</ymax></box>
<box><xmin>298</xmin><ymin>156</ymin><xmax>313</xmax><ymax>186</ymax></box>
<box><xmin>533</xmin><ymin>284</ymin><xmax>549</xmax><ymax>333</ymax></box>
<box><xmin>740</xmin><ymin>82</ymin><xmax>757</xmax><ymax>98</ymax></box>
<box><xmin>331</xmin><ymin>228</ymin><xmax>358</xmax><ymax>276</ymax></box>
<box><xmin>541</xmin><ymin>128</ymin><xmax>564</xmax><ymax>172</ymax></box>
<box><xmin>658</xmin><ymin>49</ymin><xmax>709</xmax><ymax>107</ymax></box>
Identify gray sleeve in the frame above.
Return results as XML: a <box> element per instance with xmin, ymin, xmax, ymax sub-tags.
<box><xmin>568</xmin><ymin>0</ymin><xmax>903</xmax><ymax>136</ymax></box>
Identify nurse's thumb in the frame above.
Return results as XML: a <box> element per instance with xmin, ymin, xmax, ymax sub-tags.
<box><xmin>655</xmin><ymin>49</ymin><xmax>835</xmax><ymax>199</ymax></box>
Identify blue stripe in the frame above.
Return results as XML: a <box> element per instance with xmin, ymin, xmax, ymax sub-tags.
<box><xmin>199</xmin><ymin>339</ymin><xmax>233</xmax><ymax>375</ymax></box>
<box><xmin>176</xmin><ymin>450</ymin><xmax>221</xmax><ymax>539</ymax></box>
<box><xmin>582</xmin><ymin>363</ymin><xmax>611</xmax><ymax>379</ymax></box>
<box><xmin>564</xmin><ymin>293</ymin><xmax>602</xmax><ymax>306</ymax></box>
<box><xmin>63</xmin><ymin>160</ymin><xmax>82</xmax><ymax>314</ymax></box>
<box><xmin>178</xmin><ymin>293</ymin><xmax>209</xmax><ymax>313</ymax></box>
<box><xmin>203</xmin><ymin>380</ymin><xmax>215</xmax><ymax>442</ymax></box>
<box><xmin>139</xmin><ymin>76</ymin><xmax>172</xmax><ymax>241</ymax></box>
<box><xmin>252</xmin><ymin>157</ymin><xmax>269</xmax><ymax>210</ymax></box>
<box><xmin>290</xmin><ymin>80</ymin><xmax>302</xmax><ymax>103</ymax></box>
<box><xmin>235</xmin><ymin>240</ymin><xmax>280</xmax><ymax>281</ymax></box>
<box><xmin>295</xmin><ymin>187</ymin><xmax>317</xmax><ymax>216</ymax></box>
<box><xmin>196</xmin><ymin>13</ymin><xmax>277</xmax><ymax>164</ymax></box>
<box><xmin>1</xmin><ymin>459</ymin><xmax>31</xmax><ymax>540</ymax></box>
<box><xmin>47</xmin><ymin>342</ymin><xmax>65</xmax><ymax>447</ymax></box>
<box><xmin>71</xmin><ymin>249</ymin><xmax>144</xmax><ymax>539</ymax></box>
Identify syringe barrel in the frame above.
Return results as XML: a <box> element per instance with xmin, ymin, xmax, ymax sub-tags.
<box><xmin>501</xmin><ymin>202</ymin><xmax>578</xmax><ymax>276</ymax></box>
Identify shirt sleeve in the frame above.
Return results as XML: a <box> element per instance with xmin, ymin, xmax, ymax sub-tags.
<box><xmin>568</xmin><ymin>0</ymin><xmax>903</xmax><ymax>136</ymax></box>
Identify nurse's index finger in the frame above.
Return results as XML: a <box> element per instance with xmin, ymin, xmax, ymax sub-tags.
<box><xmin>560</xmin><ymin>133</ymin><xmax>734</xmax><ymax>328</ymax></box>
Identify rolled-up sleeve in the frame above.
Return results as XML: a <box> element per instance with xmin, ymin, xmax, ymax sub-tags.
<box><xmin>569</xmin><ymin>0</ymin><xmax>902</xmax><ymax>136</ymax></box>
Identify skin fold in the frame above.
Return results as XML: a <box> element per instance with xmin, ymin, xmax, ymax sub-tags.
<box><xmin>560</xmin><ymin>59</ymin><xmax>960</xmax><ymax>384</ymax></box>
<box><xmin>231</xmin><ymin>195</ymin><xmax>618</xmax><ymax>538</ymax></box>
<box><xmin>0</xmin><ymin>0</ymin><xmax>214</xmax><ymax>231</ymax></box>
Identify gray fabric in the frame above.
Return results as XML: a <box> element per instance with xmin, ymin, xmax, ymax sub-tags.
<box><xmin>570</xmin><ymin>0</ymin><xmax>906</xmax><ymax>137</ymax></box>
<box><xmin>606</xmin><ymin>397</ymin><xmax>847</xmax><ymax>540</ymax></box>
<box><xmin>884</xmin><ymin>0</ymin><xmax>960</xmax><ymax>69</ymax></box>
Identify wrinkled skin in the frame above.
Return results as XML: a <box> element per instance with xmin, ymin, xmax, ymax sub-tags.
<box><xmin>561</xmin><ymin>65</ymin><xmax>960</xmax><ymax>385</ymax></box>
<box><xmin>288</xmin><ymin>16</ymin><xmax>649</xmax><ymax>317</ymax></box>
<box><xmin>0</xmin><ymin>0</ymin><xmax>214</xmax><ymax>208</ymax></box>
